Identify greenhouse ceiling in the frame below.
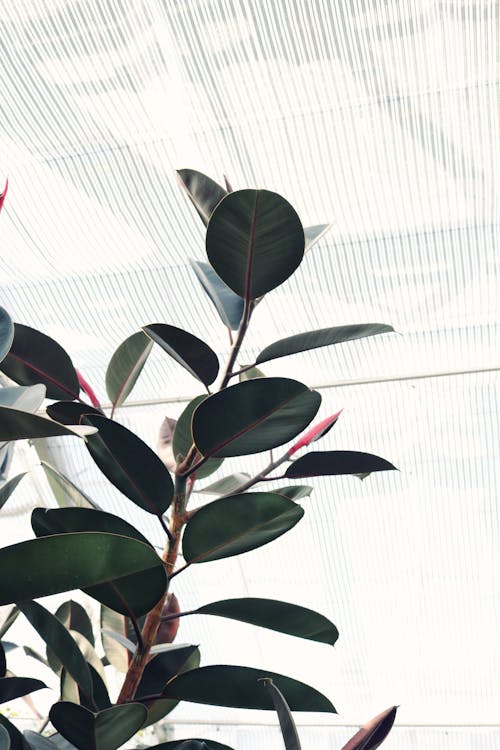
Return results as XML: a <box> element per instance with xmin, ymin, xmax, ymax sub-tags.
<box><xmin>0</xmin><ymin>1</ymin><xmax>499</xmax><ymax>747</ymax></box>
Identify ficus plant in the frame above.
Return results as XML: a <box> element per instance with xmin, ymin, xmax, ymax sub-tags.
<box><xmin>0</xmin><ymin>170</ymin><xmax>398</xmax><ymax>750</ymax></box>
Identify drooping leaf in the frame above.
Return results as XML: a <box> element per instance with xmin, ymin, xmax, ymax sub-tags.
<box><xmin>53</xmin><ymin>600</ymin><xmax>95</xmax><ymax>647</ymax></box>
<box><xmin>256</xmin><ymin>324</ymin><xmax>394</xmax><ymax>366</ymax></box>
<box><xmin>100</xmin><ymin>607</ymin><xmax>128</xmax><ymax>673</ymax></box>
<box><xmin>143</xmin><ymin>324</ymin><xmax>219</xmax><ymax>387</ymax></box>
<box><xmin>189</xmin><ymin>260</ymin><xmax>244</xmax><ymax>331</ymax></box>
<box><xmin>17</xmin><ymin>601</ymin><xmax>93</xmax><ymax>702</ymax></box>
<box><xmin>0</xmin><ymin>407</ymin><xmax>95</xmax><ymax>442</ymax></box>
<box><xmin>192</xmin><ymin>378</ymin><xmax>321</xmax><ymax>458</ymax></box>
<box><xmin>172</xmin><ymin>397</ymin><xmax>223</xmax><ymax>479</ymax></box>
<box><xmin>304</xmin><ymin>224</ymin><xmax>331</xmax><ymax>251</ymax></box>
<box><xmin>83</xmin><ymin>414</ymin><xmax>174</xmax><ymax>516</ymax></box>
<box><xmin>0</xmin><ymin>725</ymin><xmax>9</xmax><ymax>750</ymax></box>
<box><xmin>195</xmin><ymin>598</ymin><xmax>338</xmax><ymax>645</ymax></box>
<box><xmin>182</xmin><ymin>492</ymin><xmax>304</xmax><ymax>564</ymax></box>
<box><xmin>275</xmin><ymin>486</ymin><xmax>313</xmax><ymax>501</ymax></box>
<box><xmin>163</xmin><ymin>665</ymin><xmax>336</xmax><ymax>712</ymax></box>
<box><xmin>105</xmin><ymin>331</ymin><xmax>153</xmax><ymax>412</ymax></box>
<box><xmin>177</xmin><ymin>169</ymin><xmax>227</xmax><ymax>225</ymax></box>
<box><xmin>0</xmin><ymin>607</ymin><xmax>19</xmax><ymax>639</ymax></box>
<box><xmin>148</xmin><ymin>741</ymin><xmax>233</xmax><ymax>750</ymax></box>
<box><xmin>196</xmin><ymin>473</ymin><xmax>251</xmax><ymax>496</ymax></box>
<box><xmin>0</xmin><ymin>324</ymin><xmax>79</xmax><ymax>400</ymax></box>
<box><xmin>0</xmin><ymin>676</ymin><xmax>46</xmax><ymax>704</ymax></box>
<box><xmin>206</xmin><ymin>189</ymin><xmax>304</xmax><ymax>300</ymax></box>
<box><xmin>40</xmin><ymin>461</ymin><xmax>100</xmax><ymax>510</ymax></box>
<box><xmin>24</xmin><ymin>731</ymin><xmax>59</xmax><ymax>749</ymax></box>
<box><xmin>31</xmin><ymin>507</ymin><xmax>152</xmax><ymax>548</ymax></box>
<box><xmin>0</xmin><ymin>385</ymin><xmax>46</xmax><ymax>413</ymax></box>
<box><xmin>0</xmin><ymin>308</ymin><xmax>14</xmax><ymax>364</ymax></box>
<box><xmin>262</xmin><ymin>678</ymin><xmax>302</xmax><ymax>750</ymax></box>
<box><xmin>0</xmin><ymin>533</ymin><xmax>166</xmax><ymax>607</ymax></box>
<box><xmin>0</xmin><ymin>474</ymin><xmax>26</xmax><ymax>511</ymax></box>
<box><xmin>285</xmin><ymin>451</ymin><xmax>397</xmax><ymax>478</ymax></box>
<box><xmin>46</xmin><ymin>402</ymin><xmax>103</xmax><ymax>425</ymax></box>
<box><xmin>341</xmin><ymin>706</ymin><xmax>398</xmax><ymax>750</ymax></box>
<box><xmin>49</xmin><ymin>702</ymin><xmax>147</xmax><ymax>750</ymax></box>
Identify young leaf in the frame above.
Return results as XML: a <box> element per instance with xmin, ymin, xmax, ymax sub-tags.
<box><xmin>182</xmin><ymin>492</ymin><xmax>304</xmax><ymax>564</ymax></box>
<box><xmin>0</xmin><ymin>324</ymin><xmax>79</xmax><ymax>400</ymax></box>
<box><xmin>0</xmin><ymin>473</ymin><xmax>26</xmax><ymax>511</ymax></box>
<box><xmin>0</xmin><ymin>407</ymin><xmax>96</xmax><ymax>441</ymax></box>
<box><xmin>49</xmin><ymin>702</ymin><xmax>147</xmax><ymax>750</ymax></box>
<box><xmin>173</xmin><ymin>396</ymin><xmax>223</xmax><ymax>479</ymax></box>
<box><xmin>163</xmin><ymin>665</ymin><xmax>336</xmax><ymax>712</ymax></box>
<box><xmin>196</xmin><ymin>473</ymin><xmax>251</xmax><ymax>495</ymax></box>
<box><xmin>262</xmin><ymin>678</ymin><xmax>302</xmax><ymax>750</ymax></box>
<box><xmin>195</xmin><ymin>598</ymin><xmax>338</xmax><ymax>645</ymax></box>
<box><xmin>143</xmin><ymin>324</ymin><xmax>219</xmax><ymax>387</ymax></box>
<box><xmin>341</xmin><ymin>706</ymin><xmax>398</xmax><ymax>750</ymax></box>
<box><xmin>256</xmin><ymin>324</ymin><xmax>394</xmax><ymax>366</ymax></box>
<box><xmin>206</xmin><ymin>189</ymin><xmax>305</xmax><ymax>299</ymax></box>
<box><xmin>288</xmin><ymin>411</ymin><xmax>341</xmax><ymax>455</ymax></box>
<box><xmin>105</xmin><ymin>331</ymin><xmax>153</xmax><ymax>413</ymax></box>
<box><xmin>40</xmin><ymin>461</ymin><xmax>100</xmax><ymax>510</ymax></box>
<box><xmin>0</xmin><ymin>307</ymin><xmax>14</xmax><ymax>364</ymax></box>
<box><xmin>285</xmin><ymin>451</ymin><xmax>397</xmax><ymax>478</ymax></box>
<box><xmin>177</xmin><ymin>169</ymin><xmax>227</xmax><ymax>225</ymax></box>
<box><xmin>83</xmin><ymin>414</ymin><xmax>174</xmax><ymax>515</ymax></box>
<box><xmin>189</xmin><ymin>260</ymin><xmax>244</xmax><ymax>331</ymax></box>
<box><xmin>192</xmin><ymin>378</ymin><xmax>321</xmax><ymax>458</ymax></box>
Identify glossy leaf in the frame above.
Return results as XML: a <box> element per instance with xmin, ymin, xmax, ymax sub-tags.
<box><xmin>61</xmin><ymin>659</ymin><xmax>110</xmax><ymax>711</ymax></box>
<box><xmin>289</xmin><ymin>411</ymin><xmax>341</xmax><ymax>455</ymax></box>
<box><xmin>143</xmin><ymin>324</ymin><xmax>219</xmax><ymax>387</ymax></box>
<box><xmin>136</xmin><ymin>645</ymin><xmax>199</xmax><ymax>700</ymax></box>
<box><xmin>18</xmin><ymin>601</ymin><xmax>93</xmax><ymax>701</ymax></box>
<box><xmin>262</xmin><ymin>678</ymin><xmax>301</xmax><ymax>750</ymax></box>
<box><xmin>24</xmin><ymin>732</ymin><xmax>59</xmax><ymax>749</ymax></box>
<box><xmin>83</xmin><ymin>414</ymin><xmax>173</xmax><ymax>515</ymax></box>
<box><xmin>341</xmin><ymin>706</ymin><xmax>398</xmax><ymax>750</ymax></box>
<box><xmin>0</xmin><ymin>324</ymin><xmax>79</xmax><ymax>400</ymax></box>
<box><xmin>196</xmin><ymin>473</ymin><xmax>251</xmax><ymax>496</ymax></box>
<box><xmin>177</xmin><ymin>169</ymin><xmax>227</xmax><ymax>225</ymax></box>
<box><xmin>138</xmin><ymin>646</ymin><xmax>200</xmax><ymax>728</ymax></box>
<box><xmin>183</xmin><ymin>492</ymin><xmax>303</xmax><ymax>564</ymax></box>
<box><xmin>0</xmin><ymin>407</ymin><xmax>95</xmax><ymax>442</ymax></box>
<box><xmin>53</xmin><ymin>601</ymin><xmax>95</xmax><ymax>647</ymax></box>
<box><xmin>173</xmin><ymin>397</ymin><xmax>223</xmax><ymax>479</ymax></box>
<box><xmin>206</xmin><ymin>189</ymin><xmax>304</xmax><ymax>299</ymax></box>
<box><xmin>148</xmin><ymin>741</ymin><xmax>233</xmax><ymax>750</ymax></box>
<box><xmin>0</xmin><ymin>533</ymin><xmax>166</xmax><ymax>606</ymax></box>
<box><xmin>0</xmin><ymin>385</ymin><xmax>46</xmax><ymax>412</ymax></box>
<box><xmin>189</xmin><ymin>260</ymin><xmax>244</xmax><ymax>331</ymax></box>
<box><xmin>195</xmin><ymin>598</ymin><xmax>338</xmax><ymax>645</ymax></box>
<box><xmin>0</xmin><ymin>308</ymin><xmax>14</xmax><ymax>364</ymax></box>
<box><xmin>192</xmin><ymin>378</ymin><xmax>321</xmax><ymax>458</ymax></box>
<box><xmin>163</xmin><ymin>665</ymin><xmax>336</xmax><ymax>712</ymax></box>
<box><xmin>275</xmin><ymin>485</ymin><xmax>312</xmax><ymax>501</ymax></box>
<box><xmin>256</xmin><ymin>324</ymin><xmax>394</xmax><ymax>366</ymax></box>
<box><xmin>285</xmin><ymin>451</ymin><xmax>397</xmax><ymax>478</ymax></box>
<box><xmin>32</xmin><ymin>507</ymin><xmax>152</xmax><ymax>548</ymax></box>
<box><xmin>46</xmin><ymin>402</ymin><xmax>103</xmax><ymax>425</ymax></box>
<box><xmin>40</xmin><ymin>462</ymin><xmax>100</xmax><ymax>510</ymax></box>
<box><xmin>0</xmin><ymin>676</ymin><xmax>46</xmax><ymax>704</ymax></box>
<box><xmin>304</xmin><ymin>223</ymin><xmax>331</xmax><ymax>251</ymax></box>
<box><xmin>100</xmin><ymin>607</ymin><xmax>128</xmax><ymax>673</ymax></box>
<box><xmin>0</xmin><ymin>474</ymin><xmax>26</xmax><ymax>511</ymax></box>
<box><xmin>0</xmin><ymin>725</ymin><xmax>9</xmax><ymax>750</ymax></box>
<box><xmin>49</xmin><ymin>702</ymin><xmax>147</xmax><ymax>750</ymax></box>
<box><xmin>105</xmin><ymin>331</ymin><xmax>153</xmax><ymax>412</ymax></box>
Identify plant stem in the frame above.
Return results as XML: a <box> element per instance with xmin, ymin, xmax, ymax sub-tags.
<box><xmin>219</xmin><ymin>298</ymin><xmax>254</xmax><ymax>389</ymax></box>
<box><xmin>221</xmin><ymin>450</ymin><xmax>291</xmax><ymax>496</ymax></box>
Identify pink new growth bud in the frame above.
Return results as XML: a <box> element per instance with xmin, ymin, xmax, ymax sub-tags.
<box><xmin>288</xmin><ymin>409</ymin><xmax>343</xmax><ymax>455</ymax></box>
<box><xmin>0</xmin><ymin>178</ymin><xmax>8</xmax><ymax>213</ymax></box>
<box><xmin>76</xmin><ymin>370</ymin><xmax>102</xmax><ymax>409</ymax></box>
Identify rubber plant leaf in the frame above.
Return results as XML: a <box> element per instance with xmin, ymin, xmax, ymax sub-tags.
<box><xmin>195</xmin><ymin>473</ymin><xmax>251</xmax><ymax>496</ymax></box>
<box><xmin>0</xmin><ymin>473</ymin><xmax>26</xmax><ymax>511</ymax></box>
<box><xmin>177</xmin><ymin>169</ymin><xmax>227</xmax><ymax>225</ymax></box>
<box><xmin>49</xmin><ymin>702</ymin><xmax>147</xmax><ymax>750</ymax></box>
<box><xmin>189</xmin><ymin>260</ymin><xmax>244</xmax><ymax>331</ymax></box>
<box><xmin>0</xmin><ymin>407</ymin><xmax>96</xmax><ymax>442</ymax></box>
<box><xmin>0</xmin><ymin>385</ymin><xmax>46</xmax><ymax>413</ymax></box>
<box><xmin>53</xmin><ymin>599</ymin><xmax>95</xmax><ymax>647</ymax></box>
<box><xmin>341</xmin><ymin>706</ymin><xmax>398</xmax><ymax>750</ymax></box>
<box><xmin>0</xmin><ymin>307</ymin><xmax>14</xmax><ymax>364</ymax></box>
<box><xmin>262</xmin><ymin>678</ymin><xmax>301</xmax><ymax>750</ymax></box>
<box><xmin>172</xmin><ymin>396</ymin><xmax>223</xmax><ymax>479</ymax></box>
<box><xmin>40</xmin><ymin>461</ymin><xmax>100</xmax><ymax>510</ymax></box>
<box><xmin>104</xmin><ymin>331</ymin><xmax>152</xmax><ymax>415</ymax></box>
<box><xmin>46</xmin><ymin>401</ymin><xmax>103</xmax><ymax>425</ymax></box>
<box><xmin>143</xmin><ymin>323</ymin><xmax>219</xmax><ymax>387</ymax></box>
<box><xmin>285</xmin><ymin>451</ymin><xmax>397</xmax><ymax>478</ymax></box>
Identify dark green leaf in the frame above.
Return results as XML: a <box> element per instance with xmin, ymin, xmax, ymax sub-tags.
<box><xmin>195</xmin><ymin>598</ymin><xmax>338</xmax><ymax>645</ymax></box>
<box><xmin>0</xmin><ymin>725</ymin><xmax>9</xmax><ymax>750</ymax></box>
<box><xmin>192</xmin><ymin>378</ymin><xmax>321</xmax><ymax>458</ymax></box>
<box><xmin>83</xmin><ymin>415</ymin><xmax>173</xmax><ymax>516</ymax></box>
<box><xmin>0</xmin><ymin>407</ymin><xmax>94</xmax><ymax>442</ymax></box>
<box><xmin>40</xmin><ymin>462</ymin><xmax>100</xmax><ymax>510</ymax></box>
<box><xmin>256</xmin><ymin>324</ymin><xmax>394</xmax><ymax>366</ymax></box>
<box><xmin>0</xmin><ymin>607</ymin><xmax>19</xmax><ymax>639</ymax></box>
<box><xmin>177</xmin><ymin>169</ymin><xmax>227</xmax><ymax>226</ymax></box>
<box><xmin>285</xmin><ymin>451</ymin><xmax>397</xmax><ymax>478</ymax></box>
<box><xmin>61</xmin><ymin>661</ymin><xmax>111</xmax><ymax>711</ymax></box>
<box><xmin>183</xmin><ymin>492</ymin><xmax>304</xmax><ymax>564</ymax></box>
<box><xmin>163</xmin><ymin>665</ymin><xmax>336</xmax><ymax>712</ymax></box>
<box><xmin>0</xmin><ymin>474</ymin><xmax>26</xmax><ymax>511</ymax></box>
<box><xmin>0</xmin><ymin>642</ymin><xmax>5</xmax><ymax>678</ymax></box>
<box><xmin>138</xmin><ymin>647</ymin><xmax>200</xmax><ymax>728</ymax></box>
<box><xmin>43</xmin><ymin>734</ymin><xmax>77</xmax><ymax>750</ymax></box>
<box><xmin>137</xmin><ymin>645</ymin><xmax>199</xmax><ymax>700</ymax></box>
<box><xmin>46</xmin><ymin>402</ymin><xmax>102</xmax><ymax>425</ymax></box>
<box><xmin>100</xmin><ymin>607</ymin><xmax>128</xmax><ymax>673</ymax></box>
<box><xmin>304</xmin><ymin>224</ymin><xmax>331</xmax><ymax>251</ymax></box>
<box><xmin>105</xmin><ymin>331</ymin><xmax>153</xmax><ymax>412</ymax></box>
<box><xmin>196</xmin><ymin>473</ymin><xmax>251</xmax><ymax>496</ymax></box>
<box><xmin>0</xmin><ymin>714</ymin><xmax>28</xmax><ymax>750</ymax></box>
<box><xmin>275</xmin><ymin>486</ymin><xmax>312</xmax><ymax>501</ymax></box>
<box><xmin>0</xmin><ymin>533</ymin><xmax>166</xmax><ymax>607</ymax></box>
<box><xmin>0</xmin><ymin>385</ymin><xmax>46</xmax><ymax>412</ymax></box>
<box><xmin>341</xmin><ymin>706</ymin><xmax>398</xmax><ymax>750</ymax></box>
<box><xmin>148</xmin><ymin>741</ymin><xmax>233</xmax><ymax>750</ymax></box>
<box><xmin>0</xmin><ymin>308</ymin><xmax>13</xmax><ymax>364</ymax></box>
<box><xmin>0</xmin><ymin>676</ymin><xmax>46</xmax><ymax>704</ymax></box>
<box><xmin>18</xmin><ymin>601</ymin><xmax>93</xmax><ymax>701</ymax></box>
<box><xmin>189</xmin><ymin>260</ymin><xmax>244</xmax><ymax>331</ymax></box>
<box><xmin>173</xmin><ymin>397</ymin><xmax>223</xmax><ymax>480</ymax></box>
<box><xmin>49</xmin><ymin>702</ymin><xmax>147</xmax><ymax>750</ymax></box>
<box><xmin>32</xmin><ymin>508</ymin><xmax>152</xmax><ymax>548</ymax></box>
<box><xmin>143</xmin><ymin>324</ymin><xmax>219</xmax><ymax>387</ymax></box>
<box><xmin>262</xmin><ymin>678</ymin><xmax>301</xmax><ymax>750</ymax></box>
<box><xmin>0</xmin><ymin>324</ymin><xmax>79</xmax><ymax>400</ymax></box>
<box><xmin>53</xmin><ymin>600</ymin><xmax>95</xmax><ymax>647</ymax></box>
<box><xmin>206</xmin><ymin>189</ymin><xmax>304</xmax><ymax>299</ymax></box>
<box><xmin>24</xmin><ymin>732</ymin><xmax>59</xmax><ymax>749</ymax></box>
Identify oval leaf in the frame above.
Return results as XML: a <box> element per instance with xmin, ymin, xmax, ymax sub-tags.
<box><xmin>136</xmin><ymin>645</ymin><xmax>199</xmax><ymax>702</ymax></box>
<box><xmin>139</xmin><ymin>647</ymin><xmax>200</xmax><ymax>728</ymax></box>
<box><xmin>61</xmin><ymin>659</ymin><xmax>111</xmax><ymax>711</ymax></box>
<box><xmin>0</xmin><ymin>407</ymin><xmax>95</xmax><ymax>442</ymax></box>
<box><xmin>0</xmin><ymin>308</ymin><xmax>14</xmax><ymax>364</ymax></box>
<box><xmin>0</xmin><ymin>324</ymin><xmax>79</xmax><ymax>400</ymax></box>
<box><xmin>192</xmin><ymin>378</ymin><xmax>321</xmax><ymax>458</ymax></box>
<box><xmin>177</xmin><ymin>169</ymin><xmax>227</xmax><ymax>226</ymax></box>
<box><xmin>0</xmin><ymin>532</ymin><xmax>166</xmax><ymax>606</ymax></box>
<box><xmin>183</xmin><ymin>492</ymin><xmax>304</xmax><ymax>564</ymax></box>
<box><xmin>206</xmin><ymin>189</ymin><xmax>304</xmax><ymax>299</ymax></box>
<box><xmin>46</xmin><ymin>402</ymin><xmax>103</xmax><ymax>425</ymax></box>
<box><xmin>83</xmin><ymin>414</ymin><xmax>173</xmax><ymax>515</ymax></box>
<box><xmin>341</xmin><ymin>706</ymin><xmax>398</xmax><ymax>750</ymax></box>
<box><xmin>105</xmin><ymin>331</ymin><xmax>153</xmax><ymax>412</ymax></box>
<box><xmin>49</xmin><ymin>702</ymin><xmax>147</xmax><ymax>750</ymax></box>
<box><xmin>173</xmin><ymin>397</ymin><xmax>223</xmax><ymax>479</ymax></box>
<box><xmin>285</xmin><ymin>451</ymin><xmax>397</xmax><ymax>478</ymax></box>
<box><xmin>0</xmin><ymin>473</ymin><xmax>26</xmax><ymax>511</ymax></box>
<box><xmin>40</xmin><ymin>461</ymin><xmax>100</xmax><ymax>510</ymax></box>
<box><xmin>143</xmin><ymin>324</ymin><xmax>219</xmax><ymax>387</ymax></box>
<box><xmin>31</xmin><ymin>507</ymin><xmax>152</xmax><ymax>548</ymax></box>
<box><xmin>189</xmin><ymin>260</ymin><xmax>244</xmax><ymax>331</ymax></box>
<box><xmin>0</xmin><ymin>385</ymin><xmax>46</xmax><ymax>412</ymax></box>
<box><xmin>195</xmin><ymin>598</ymin><xmax>338</xmax><ymax>645</ymax></box>
<box><xmin>262</xmin><ymin>678</ymin><xmax>301</xmax><ymax>750</ymax></box>
<box><xmin>163</xmin><ymin>665</ymin><xmax>335</xmax><ymax>712</ymax></box>
<box><xmin>256</xmin><ymin>324</ymin><xmax>394</xmax><ymax>366</ymax></box>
